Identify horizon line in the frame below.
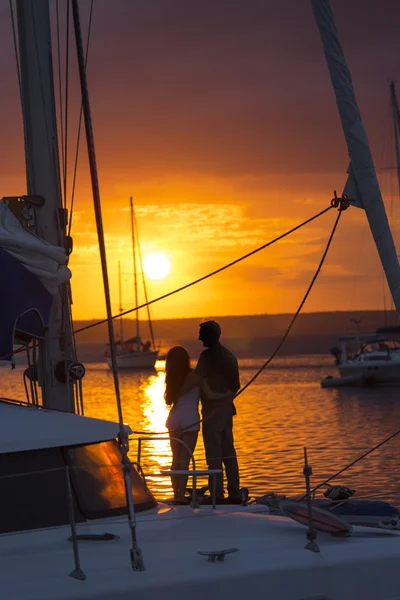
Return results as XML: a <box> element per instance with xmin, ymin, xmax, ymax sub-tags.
<box><xmin>73</xmin><ymin>308</ymin><xmax>397</xmax><ymax>323</ymax></box>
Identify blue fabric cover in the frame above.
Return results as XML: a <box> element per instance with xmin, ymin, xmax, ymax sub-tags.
<box><xmin>0</xmin><ymin>247</ymin><xmax>52</xmax><ymax>360</ymax></box>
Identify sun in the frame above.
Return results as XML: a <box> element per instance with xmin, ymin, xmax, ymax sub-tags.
<box><xmin>143</xmin><ymin>253</ymin><xmax>171</xmax><ymax>280</ymax></box>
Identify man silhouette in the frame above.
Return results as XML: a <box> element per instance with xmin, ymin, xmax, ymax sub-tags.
<box><xmin>196</xmin><ymin>320</ymin><xmax>241</xmax><ymax>503</ymax></box>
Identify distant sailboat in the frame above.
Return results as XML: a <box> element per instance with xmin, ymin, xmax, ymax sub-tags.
<box><xmin>106</xmin><ymin>197</ymin><xmax>158</xmax><ymax>370</ymax></box>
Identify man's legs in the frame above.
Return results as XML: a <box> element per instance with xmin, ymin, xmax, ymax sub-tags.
<box><xmin>221</xmin><ymin>417</ymin><xmax>240</xmax><ymax>498</ymax></box>
<box><xmin>202</xmin><ymin>420</ymin><xmax>224</xmax><ymax>499</ymax></box>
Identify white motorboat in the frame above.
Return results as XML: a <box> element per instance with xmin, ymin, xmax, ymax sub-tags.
<box><xmin>322</xmin><ymin>334</ymin><xmax>400</xmax><ymax>386</ymax></box>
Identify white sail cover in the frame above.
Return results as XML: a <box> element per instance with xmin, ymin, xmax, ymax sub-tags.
<box><xmin>343</xmin><ymin>163</ymin><xmax>363</xmax><ymax>209</ymax></box>
<box><xmin>0</xmin><ymin>202</ymin><xmax>71</xmax><ymax>294</ymax></box>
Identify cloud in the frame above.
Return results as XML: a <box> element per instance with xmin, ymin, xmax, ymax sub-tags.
<box><xmin>234</xmin><ymin>264</ymin><xmax>282</xmax><ymax>283</ymax></box>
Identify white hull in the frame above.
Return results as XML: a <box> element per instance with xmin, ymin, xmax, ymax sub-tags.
<box><xmin>106</xmin><ymin>350</ymin><xmax>158</xmax><ymax>370</ymax></box>
<box><xmin>339</xmin><ymin>360</ymin><xmax>400</xmax><ymax>384</ymax></box>
<box><xmin>329</xmin><ymin>338</ymin><xmax>400</xmax><ymax>386</ymax></box>
<box><xmin>3</xmin><ymin>503</ymin><xmax>400</xmax><ymax>600</ymax></box>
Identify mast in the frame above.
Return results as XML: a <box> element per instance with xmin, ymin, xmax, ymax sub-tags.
<box><xmin>311</xmin><ymin>0</ymin><xmax>400</xmax><ymax>317</ymax></box>
<box><xmin>130</xmin><ymin>197</ymin><xmax>140</xmax><ymax>343</ymax></box>
<box><xmin>16</xmin><ymin>0</ymin><xmax>75</xmax><ymax>411</ymax></box>
<box><xmin>72</xmin><ymin>1</ymin><xmax>144</xmax><ymax>570</ymax></box>
<box><xmin>390</xmin><ymin>81</ymin><xmax>400</xmax><ymax>198</ymax></box>
<box><xmin>118</xmin><ymin>261</ymin><xmax>124</xmax><ymax>343</ymax></box>
<box><xmin>134</xmin><ymin>212</ymin><xmax>156</xmax><ymax>349</ymax></box>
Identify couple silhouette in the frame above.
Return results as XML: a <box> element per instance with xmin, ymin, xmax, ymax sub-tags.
<box><xmin>164</xmin><ymin>320</ymin><xmax>242</xmax><ymax>504</ymax></box>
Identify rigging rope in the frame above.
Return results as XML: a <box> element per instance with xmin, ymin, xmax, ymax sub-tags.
<box><xmin>229</xmin><ymin>203</ymin><xmax>344</xmax><ymax>400</ymax></box>
<box><xmin>72</xmin><ymin>2</ymin><xmax>144</xmax><ymax>569</ymax></box>
<box><xmin>63</xmin><ymin>0</ymin><xmax>70</xmax><ymax>211</ymax></box>
<box><xmin>55</xmin><ymin>0</ymin><xmax>65</xmax><ymax>206</ymax></box>
<box><xmin>132</xmin><ymin>199</ymin><xmax>347</xmax><ymax>437</ymax></box>
<box><xmin>68</xmin><ymin>0</ymin><xmax>94</xmax><ymax>238</ymax></box>
<box><xmin>9</xmin><ymin>0</ymin><xmax>34</xmax><ymax>186</ymax></box>
<box><xmin>9</xmin><ymin>1</ymin><xmax>22</xmax><ymax>103</ymax></box>
<box><xmin>74</xmin><ymin>203</ymin><xmax>335</xmax><ymax>335</ymax></box>
<box><xmin>304</xmin><ymin>426</ymin><xmax>400</xmax><ymax>500</ymax></box>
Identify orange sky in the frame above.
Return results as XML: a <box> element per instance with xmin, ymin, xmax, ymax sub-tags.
<box><xmin>65</xmin><ymin>170</ymin><xmax>400</xmax><ymax>321</ymax></box>
<box><xmin>1</xmin><ymin>1</ymin><xmax>400</xmax><ymax>321</ymax></box>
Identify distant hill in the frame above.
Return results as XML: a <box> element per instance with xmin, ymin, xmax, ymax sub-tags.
<box><xmin>73</xmin><ymin>310</ymin><xmax>399</xmax><ymax>362</ymax></box>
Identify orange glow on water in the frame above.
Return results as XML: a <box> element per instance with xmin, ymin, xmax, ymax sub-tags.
<box><xmin>138</xmin><ymin>370</ymin><xmax>171</xmax><ymax>494</ymax></box>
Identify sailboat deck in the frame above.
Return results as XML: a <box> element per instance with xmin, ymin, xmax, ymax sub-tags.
<box><xmin>2</xmin><ymin>504</ymin><xmax>400</xmax><ymax>600</ymax></box>
<box><xmin>0</xmin><ymin>400</ymin><xmax>130</xmax><ymax>452</ymax></box>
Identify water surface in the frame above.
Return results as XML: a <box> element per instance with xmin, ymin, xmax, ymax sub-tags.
<box><xmin>2</xmin><ymin>355</ymin><xmax>400</xmax><ymax>504</ymax></box>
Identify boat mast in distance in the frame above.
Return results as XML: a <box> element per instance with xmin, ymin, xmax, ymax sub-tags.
<box><xmin>118</xmin><ymin>260</ymin><xmax>124</xmax><ymax>344</ymax></box>
<box><xmin>311</xmin><ymin>0</ymin><xmax>400</xmax><ymax>318</ymax></box>
<box><xmin>134</xmin><ymin>207</ymin><xmax>156</xmax><ymax>350</ymax></box>
<box><xmin>16</xmin><ymin>0</ymin><xmax>75</xmax><ymax>412</ymax></box>
<box><xmin>105</xmin><ymin>198</ymin><xmax>158</xmax><ymax>370</ymax></box>
<box><xmin>130</xmin><ymin>197</ymin><xmax>140</xmax><ymax>347</ymax></box>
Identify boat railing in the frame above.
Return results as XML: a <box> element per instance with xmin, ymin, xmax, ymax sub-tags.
<box><xmin>136</xmin><ymin>435</ymin><xmax>222</xmax><ymax>508</ymax></box>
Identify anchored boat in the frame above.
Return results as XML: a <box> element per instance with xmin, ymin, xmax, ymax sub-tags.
<box><xmin>321</xmin><ymin>333</ymin><xmax>400</xmax><ymax>387</ymax></box>
<box><xmin>105</xmin><ymin>198</ymin><xmax>159</xmax><ymax>370</ymax></box>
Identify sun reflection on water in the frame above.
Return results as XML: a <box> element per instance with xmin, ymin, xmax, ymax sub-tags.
<box><xmin>138</xmin><ymin>370</ymin><xmax>172</xmax><ymax>495</ymax></box>
<box><xmin>140</xmin><ymin>371</ymin><xmax>168</xmax><ymax>433</ymax></box>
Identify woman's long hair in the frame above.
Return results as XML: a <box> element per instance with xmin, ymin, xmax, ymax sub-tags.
<box><xmin>164</xmin><ymin>346</ymin><xmax>191</xmax><ymax>406</ymax></box>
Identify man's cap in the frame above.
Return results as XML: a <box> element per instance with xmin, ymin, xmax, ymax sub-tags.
<box><xmin>199</xmin><ymin>320</ymin><xmax>221</xmax><ymax>338</ymax></box>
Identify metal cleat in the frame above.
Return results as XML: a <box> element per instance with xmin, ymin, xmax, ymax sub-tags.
<box><xmin>198</xmin><ymin>548</ymin><xmax>239</xmax><ymax>563</ymax></box>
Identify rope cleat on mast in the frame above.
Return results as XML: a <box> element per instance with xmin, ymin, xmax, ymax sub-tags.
<box><xmin>331</xmin><ymin>190</ymin><xmax>350</xmax><ymax>211</ymax></box>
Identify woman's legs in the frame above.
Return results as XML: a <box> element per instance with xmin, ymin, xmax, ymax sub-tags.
<box><xmin>177</xmin><ymin>431</ymin><xmax>198</xmax><ymax>500</ymax></box>
<box><xmin>169</xmin><ymin>431</ymin><xmax>198</xmax><ymax>501</ymax></box>
<box><xmin>169</xmin><ymin>434</ymin><xmax>182</xmax><ymax>499</ymax></box>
